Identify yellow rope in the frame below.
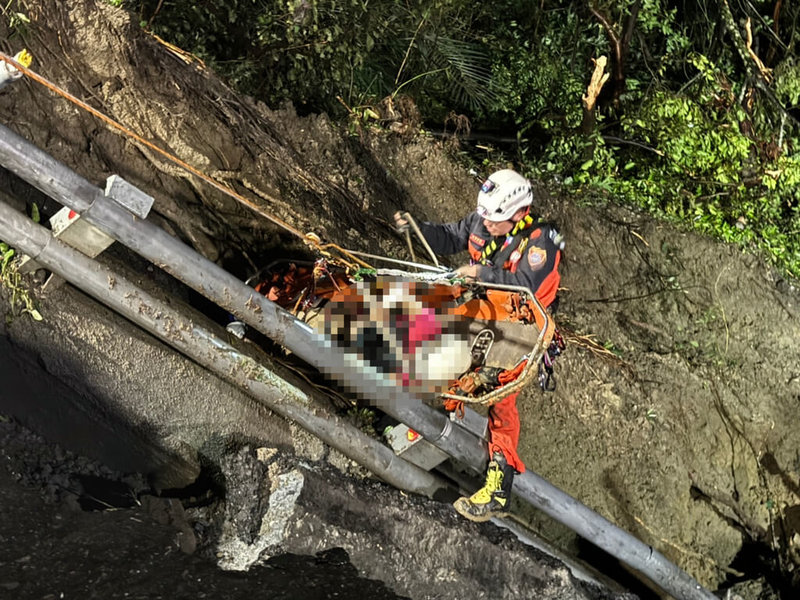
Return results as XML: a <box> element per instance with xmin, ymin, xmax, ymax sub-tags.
<box><xmin>0</xmin><ymin>52</ymin><xmax>371</xmax><ymax>271</ymax></box>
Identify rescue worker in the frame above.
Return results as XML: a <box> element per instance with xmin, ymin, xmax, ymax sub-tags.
<box><xmin>394</xmin><ymin>168</ymin><xmax>563</xmax><ymax>522</ymax></box>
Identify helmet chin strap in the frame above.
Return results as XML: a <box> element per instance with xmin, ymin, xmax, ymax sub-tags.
<box><xmin>509</xmin><ymin>208</ymin><xmax>533</xmax><ymax>236</ymax></box>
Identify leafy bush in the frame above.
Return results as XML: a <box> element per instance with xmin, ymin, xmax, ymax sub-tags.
<box><xmin>536</xmin><ymin>50</ymin><xmax>800</xmax><ymax>278</ymax></box>
<box><xmin>120</xmin><ymin>0</ymin><xmax>500</xmax><ymax>117</ymax></box>
<box><xmin>484</xmin><ymin>7</ymin><xmax>591</xmax><ymax>134</ymax></box>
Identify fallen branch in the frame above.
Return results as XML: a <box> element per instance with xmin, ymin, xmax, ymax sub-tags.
<box><xmin>581</xmin><ymin>56</ymin><xmax>610</xmax><ymax>135</ymax></box>
<box><xmin>560</xmin><ymin>327</ymin><xmax>634</xmax><ymax>377</ymax></box>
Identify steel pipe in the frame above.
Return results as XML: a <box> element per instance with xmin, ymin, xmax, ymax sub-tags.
<box><xmin>0</xmin><ymin>122</ymin><xmax>489</xmax><ymax>470</ymax></box>
<box><xmin>515</xmin><ymin>472</ymin><xmax>716</xmax><ymax>600</ymax></box>
<box><xmin>0</xmin><ymin>199</ymin><xmax>449</xmax><ymax>498</ymax></box>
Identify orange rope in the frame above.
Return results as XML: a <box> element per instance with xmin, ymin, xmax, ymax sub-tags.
<box><xmin>0</xmin><ymin>51</ymin><xmax>355</xmax><ymax>262</ymax></box>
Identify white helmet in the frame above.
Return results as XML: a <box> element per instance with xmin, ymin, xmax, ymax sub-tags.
<box><xmin>476</xmin><ymin>169</ymin><xmax>532</xmax><ymax>222</ymax></box>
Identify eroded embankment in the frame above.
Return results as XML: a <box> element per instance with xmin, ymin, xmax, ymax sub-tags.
<box><xmin>1</xmin><ymin>1</ymin><xmax>799</xmax><ymax>597</ymax></box>
<box><xmin>0</xmin><ymin>270</ymin><xmax>628</xmax><ymax>600</ymax></box>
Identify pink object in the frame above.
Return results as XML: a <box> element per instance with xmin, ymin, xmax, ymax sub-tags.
<box><xmin>406</xmin><ymin>308</ymin><xmax>441</xmax><ymax>351</ymax></box>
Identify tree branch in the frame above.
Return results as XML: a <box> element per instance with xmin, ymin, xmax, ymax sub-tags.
<box><xmin>589</xmin><ymin>1</ymin><xmax>640</xmax><ymax>105</ymax></box>
<box><xmin>581</xmin><ymin>56</ymin><xmax>610</xmax><ymax>134</ymax></box>
<box><xmin>718</xmin><ymin>0</ymin><xmax>800</xmax><ymax>128</ymax></box>
<box><xmin>589</xmin><ymin>4</ymin><xmax>621</xmax><ymax>69</ymax></box>
<box><xmin>620</xmin><ymin>0</ymin><xmax>641</xmax><ymax>65</ymax></box>
<box><xmin>745</xmin><ymin>17</ymin><xmax>773</xmax><ymax>81</ymax></box>
<box><xmin>719</xmin><ymin>0</ymin><xmax>762</xmax><ymax>80</ymax></box>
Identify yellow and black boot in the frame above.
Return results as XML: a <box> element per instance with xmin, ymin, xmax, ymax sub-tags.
<box><xmin>453</xmin><ymin>453</ymin><xmax>514</xmax><ymax>522</ymax></box>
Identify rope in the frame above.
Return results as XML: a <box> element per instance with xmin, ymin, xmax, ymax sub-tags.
<box><xmin>401</xmin><ymin>212</ymin><xmax>440</xmax><ymax>268</ymax></box>
<box><xmin>0</xmin><ymin>52</ymin><xmax>370</xmax><ymax>270</ymax></box>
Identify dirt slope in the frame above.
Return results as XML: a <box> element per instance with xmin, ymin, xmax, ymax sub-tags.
<box><xmin>1</xmin><ymin>1</ymin><xmax>799</xmax><ymax>597</ymax></box>
<box><xmin>528</xmin><ymin>197</ymin><xmax>800</xmax><ymax>592</ymax></box>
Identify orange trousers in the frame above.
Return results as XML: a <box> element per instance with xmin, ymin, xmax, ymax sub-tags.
<box><xmin>488</xmin><ymin>391</ymin><xmax>525</xmax><ymax>473</ymax></box>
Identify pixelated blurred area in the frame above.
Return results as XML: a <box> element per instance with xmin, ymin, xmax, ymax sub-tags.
<box><xmin>247</xmin><ymin>260</ymin><xmax>546</xmax><ymax>403</ymax></box>
<box><xmin>322</xmin><ymin>279</ymin><xmax>471</xmax><ymax>395</ymax></box>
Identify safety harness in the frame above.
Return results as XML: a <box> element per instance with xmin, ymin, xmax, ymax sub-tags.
<box><xmin>475</xmin><ymin>213</ymin><xmax>535</xmax><ymax>273</ymax></box>
<box><xmin>471</xmin><ymin>213</ymin><xmax>568</xmax><ymax>394</ymax></box>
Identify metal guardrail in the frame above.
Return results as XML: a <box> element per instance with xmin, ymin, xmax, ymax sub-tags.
<box><xmin>0</xmin><ymin>199</ymin><xmax>449</xmax><ymax>499</ymax></box>
<box><xmin>0</xmin><ymin>121</ymin><xmax>717</xmax><ymax>600</ymax></box>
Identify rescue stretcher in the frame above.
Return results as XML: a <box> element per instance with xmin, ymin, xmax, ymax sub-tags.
<box><xmin>245</xmin><ymin>257</ymin><xmax>556</xmax><ymax>405</ymax></box>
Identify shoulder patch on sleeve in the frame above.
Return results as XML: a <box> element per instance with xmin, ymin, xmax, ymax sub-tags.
<box><xmin>527</xmin><ymin>246</ymin><xmax>547</xmax><ymax>270</ymax></box>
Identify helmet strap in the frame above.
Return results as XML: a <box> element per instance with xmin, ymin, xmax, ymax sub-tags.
<box><xmin>510</xmin><ymin>211</ymin><xmax>533</xmax><ymax>236</ymax></box>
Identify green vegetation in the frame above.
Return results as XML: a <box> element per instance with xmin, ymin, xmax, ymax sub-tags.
<box><xmin>108</xmin><ymin>0</ymin><xmax>498</xmax><ymax>117</ymax></box>
<box><xmin>0</xmin><ymin>242</ymin><xmax>42</xmax><ymax>322</ymax></box>
<box><xmin>106</xmin><ymin>0</ymin><xmax>800</xmax><ymax>278</ymax></box>
<box><xmin>1</xmin><ymin>0</ymin><xmax>29</xmax><ymax>36</ymax></box>
<box><xmin>348</xmin><ymin>406</ymin><xmax>377</xmax><ymax>436</ymax></box>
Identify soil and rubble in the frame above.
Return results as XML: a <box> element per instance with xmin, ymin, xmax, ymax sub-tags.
<box><xmin>0</xmin><ymin>421</ymin><xmax>407</xmax><ymax>600</ymax></box>
<box><xmin>0</xmin><ymin>417</ymin><xmax>627</xmax><ymax>600</ymax></box>
<box><xmin>1</xmin><ymin>1</ymin><xmax>799</xmax><ymax>599</ymax></box>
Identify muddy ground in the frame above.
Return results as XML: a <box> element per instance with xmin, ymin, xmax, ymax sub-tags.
<box><xmin>1</xmin><ymin>1</ymin><xmax>799</xmax><ymax>598</ymax></box>
<box><xmin>0</xmin><ymin>420</ymin><xmax>409</xmax><ymax>600</ymax></box>
<box><xmin>0</xmin><ymin>395</ymin><xmax>626</xmax><ymax>600</ymax></box>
